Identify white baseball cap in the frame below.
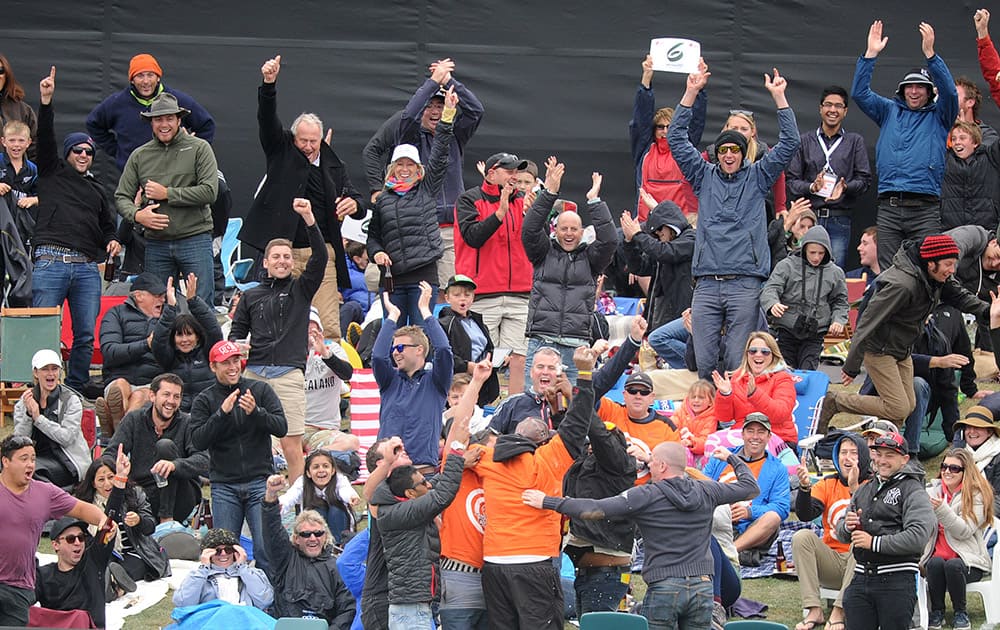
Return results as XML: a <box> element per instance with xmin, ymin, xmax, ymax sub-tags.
<box><xmin>31</xmin><ymin>349</ymin><xmax>62</xmax><ymax>370</ymax></box>
<box><xmin>389</xmin><ymin>144</ymin><xmax>422</xmax><ymax>166</ymax></box>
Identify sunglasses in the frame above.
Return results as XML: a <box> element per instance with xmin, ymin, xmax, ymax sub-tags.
<box><xmin>625</xmin><ymin>387</ymin><xmax>653</xmax><ymax>396</ymax></box>
<box><xmin>0</xmin><ymin>67</ymin><xmax>5</xmax><ymax>76</ymax></box>
<box><xmin>747</xmin><ymin>348</ymin><xmax>772</xmax><ymax>356</ymax></box>
<box><xmin>717</xmin><ymin>145</ymin><xmax>743</xmax><ymax>155</ymax></box>
<box><xmin>60</xmin><ymin>534</ymin><xmax>86</xmax><ymax>544</ymax></box>
<box><xmin>391</xmin><ymin>343</ymin><xmax>419</xmax><ymax>353</ymax></box>
<box><xmin>730</xmin><ymin>108</ymin><xmax>755</xmax><ymax>119</ymax></box>
<box><xmin>654</xmin><ymin>124</ymin><xmax>668</xmax><ymax>130</ymax></box>
<box><xmin>296</xmin><ymin>530</ymin><xmax>325</xmax><ymax>538</ymax></box>
<box><xmin>70</xmin><ymin>147</ymin><xmax>95</xmax><ymax>156</ymax></box>
<box><xmin>940</xmin><ymin>464</ymin><xmax>965</xmax><ymax>474</ymax></box>
<box><xmin>214</xmin><ymin>545</ymin><xmax>235</xmax><ymax>555</ymax></box>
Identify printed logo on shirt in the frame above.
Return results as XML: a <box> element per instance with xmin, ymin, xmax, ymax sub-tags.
<box><xmin>883</xmin><ymin>487</ymin><xmax>901</xmax><ymax>506</ymax></box>
<box><xmin>179</xmin><ymin>146</ymin><xmax>192</xmax><ymax>152</ymax></box>
<box><xmin>624</xmin><ymin>433</ymin><xmax>653</xmax><ymax>479</ymax></box>
<box><xmin>828</xmin><ymin>498</ymin><xmax>851</xmax><ymax>530</ymax></box>
<box><xmin>465</xmin><ymin>488</ymin><xmax>487</xmax><ymax>534</ymax></box>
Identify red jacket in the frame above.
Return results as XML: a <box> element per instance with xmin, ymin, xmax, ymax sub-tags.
<box><xmin>714</xmin><ymin>368</ymin><xmax>797</xmax><ymax>444</ymax></box>
<box><xmin>454</xmin><ymin>182</ymin><xmax>533</xmax><ymax>295</ymax></box>
<box><xmin>978</xmin><ymin>35</ymin><xmax>1000</xmax><ymax>109</ymax></box>
<box><xmin>639</xmin><ymin>139</ymin><xmax>698</xmax><ymax>221</ymax></box>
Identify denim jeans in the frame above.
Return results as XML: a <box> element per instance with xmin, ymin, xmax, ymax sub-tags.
<box><xmin>32</xmin><ymin>258</ymin><xmax>101</xmax><ymax>389</ymax></box>
<box><xmin>640</xmin><ymin>575</ymin><xmax>714</xmax><ymax>630</ymax></box>
<box><xmin>843</xmin><ymin>571</ymin><xmax>918</xmax><ymax>630</ymax></box>
<box><xmin>691</xmin><ymin>276</ymin><xmax>763</xmax><ymax>378</ymax></box>
<box><xmin>575</xmin><ymin>565</ymin><xmax>630</xmax><ymax>615</ymax></box>
<box><xmin>524</xmin><ymin>336</ymin><xmax>583</xmax><ymax>385</ymax></box>
<box><xmin>648</xmin><ymin>317</ymin><xmax>690</xmax><ymax>369</ymax></box>
<box><xmin>388</xmin><ymin>602</ymin><xmax>434</xmax><ymax>630</ymax></box>
<box><xmin>817</xmin><ymin>214</ymin><xmax>852</xmax><ymax>270</ymax></box>
<box><xmin>144</xmin><ymin>232</ymin><xmax>215</xmax><ymax>306</ymax></box>
<box><xmin>211</xmin><ymin>478</ymin><xmax>269</xmax><ymax>573</ymax></box>
<box><xmin>382</xmin><ymin>283</ymin><xmax>437</xmax><ymax>327</ymax></box>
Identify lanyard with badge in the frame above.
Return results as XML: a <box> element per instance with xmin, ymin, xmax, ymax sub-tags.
<box><xmin>815</xmin><ymin>128</ymin><xmax>843</xmax><ymax>199</ymax></box>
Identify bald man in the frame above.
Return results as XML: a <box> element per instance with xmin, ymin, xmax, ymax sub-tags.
<box><xmin>521</xmin><ymin>161</ymin><xmax>617</xmax><ymax>384</ymax></box>
<box><xmin>524</xmin><ymin>442</ymin><xmax>759</xmax><ymax>630</ymax></box>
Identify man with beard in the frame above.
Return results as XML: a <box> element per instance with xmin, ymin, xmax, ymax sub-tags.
<box><xmin>107</xmin><ymin>373</ymin><xmax>208</xmax><ymax>524</ymax></box>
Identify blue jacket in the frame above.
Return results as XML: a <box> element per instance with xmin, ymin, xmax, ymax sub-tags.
<box><xmin>86</xmin><ymin>85</ymin><xmax>216</xmax><ymax>171</ymax></box>
<box><xmin>343</xmin><ymin>256</ymin><xmax>374</xmax><ymax>313</ymax></box>
<box><xmin>851</xmin><ymin>55</ymin><xmax>958</xmax><ymax>196</ymax></box>
<box><xmin>703</xmin><ymin>445</ymin><xmax>790</xmax><ymax>535</ymax></box>
<box><xmin>669</xmin><ymin>104</ymin><xmax>800</xmax><ymax>279</ymax></box>
<box><xmin>372</xmin><ymin>316</ymin><xmax>453</xmax><ymax>467</ymax></box>
<box><xmin>336</xmin><ymin>528</ymin><xmax>368</xmax><ymax>630</ymax></box>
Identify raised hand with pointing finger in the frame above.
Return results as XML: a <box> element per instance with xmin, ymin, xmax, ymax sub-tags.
<box><xmin>39</xmin><ymin>66</ymin><xmax>56</xmax><ymax>105</ymax></box>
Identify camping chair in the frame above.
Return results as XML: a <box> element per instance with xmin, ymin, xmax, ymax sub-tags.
<box><xmin>1</xmin><ymin>307</ymin><xmax>61</xmax><ymax>425</ymax></box>
<box><xmin>580</xmin><ymin>611</ymin><xmax>649</xmax><ymax>630</ymax></box>
<box><xmin>966</xmin><ymin>517</ymin><xmax>1000</xmax><ymax>624</ymax></box>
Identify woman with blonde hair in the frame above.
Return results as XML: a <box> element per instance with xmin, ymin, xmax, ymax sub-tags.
<box><xmin>922</xmin><ymin>448</ymin><xmax>995</xmax><ymax>630</ymax></box>
<box><xmin>712</xmin><ymin>331</ymin><xmax>798</xmax><ymax>448</ymax></box>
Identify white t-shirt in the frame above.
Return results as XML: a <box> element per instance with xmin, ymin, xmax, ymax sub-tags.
<box><xmin>304</xmin><ymin>341</ymin><xmax>350</xmax><ymax>429</ymax></box>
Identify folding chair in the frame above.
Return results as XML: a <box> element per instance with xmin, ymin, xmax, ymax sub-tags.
<box><xmin>1</xmin><ymin>307</ymin><xmax>61</xmax><ymax>425</ymax></box>
<box><xmin>580</xmin><ymin>611</ymin><xmax>649</xmax><ymax>630</ymax></box>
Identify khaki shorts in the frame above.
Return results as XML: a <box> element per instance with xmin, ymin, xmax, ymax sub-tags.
<box><xmin>244</xmin><ymin>368</ymin><xmax>306</xmax><ymax>436</ymax></box>
<box><xmin>437</xmin><ymin>226</ymin><xmax>456</xmax><ymax>289</ymax></box>
<box><xmin>304</xmin><ymin>427</ymin><xmax>349</xmax><ymax>451</ymax></box>
<box><xmin>474</xmin><ymin>294</ymin><xmax>529</xmax><ymax>355</ymax></box>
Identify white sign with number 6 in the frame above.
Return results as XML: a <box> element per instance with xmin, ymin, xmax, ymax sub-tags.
<box><xmin>649</xmin><ymin>38</ymin><xmax>701</xmax><ymax>74</ymax></box>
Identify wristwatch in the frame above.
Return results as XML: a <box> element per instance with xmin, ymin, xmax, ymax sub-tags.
<box><xmin>450</xmin><ymin>440</ymin><xmax>466</xmax><ymax>453</ymax></box>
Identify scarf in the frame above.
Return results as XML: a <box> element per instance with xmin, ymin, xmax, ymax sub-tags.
<box><xmin>384</xmin><ymin>175</ymin><xmax>420</xmax><ymax>195</ymax></box>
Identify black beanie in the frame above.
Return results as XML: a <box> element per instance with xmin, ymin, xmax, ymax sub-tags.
<box><xmin>714</xmin><ymin>130</ymin><xmax>748</xmax><ymax>160</ymax></box>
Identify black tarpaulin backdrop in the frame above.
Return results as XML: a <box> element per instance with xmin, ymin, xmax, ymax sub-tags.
<box><xmin>2</xmin><ymin>0</ymin><xmax>992</xmax><ymax>267</ymax></box>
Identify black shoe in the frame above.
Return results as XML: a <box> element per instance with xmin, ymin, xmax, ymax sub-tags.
<box><xmin>738</xmin><ymin>549</ymin><xmax>761</xmax><ymax>567</ymax></box>
<box><xmin>106</xmin><ymin>562</ymin><xmax>137</xmax><ymax>602</ymax></box>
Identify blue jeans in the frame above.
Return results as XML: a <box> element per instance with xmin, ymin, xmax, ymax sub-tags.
<box><xmin>388</xmin><ymin>602</ymin><xmax>434</xmax><ymax>630</ymax></box>
<box><xmin>648</xmin><ymin>317</ymin><xmax>690</xmax><ymax>369</ymax></box>
<box><xmin>211</xmin><ymin>478</ymin><xmax>269</xmax><ymax>573</ymax></box>
<box><xmin>818</xmin><ymin>214</ymin><xmax>852</xmax><ymax>270</ymax></box>
<box><xmin>32</xmin><ymin>258</ymin><xmax>101</xmax><ymax>389</ymax></box>
<box><xmin>691</xmin><ymin>276</ymin><xmax>763</xmax><ymax>378</ymax></box>
<box><xmin>641</xmin><ymin>576</ymin><xmax>714</xmax><ymax>630</ymax></box>
<box><xmin>324</xmin><ymin>504</ymin><xmax>351</xmax><ymax>545</ymax></box>
<box><xmin>383</xmin><ymin>283</ymin><xmax>437</xmax><ymax>327</ymax></box>
<box><xmin>145</xmin><ymin>232</ymin><xmax>215</xmax><ymax>306</ymax></box>
<box><xmin>440</xmin><ymin>569</ymin><xmax>488</xmax><ymax>630</ymax></box>
<box><xmin>524</xmin><ymin>336</ymin><xmax>583</xmax><ymax>385</ymax></box>
<box><xmin>711</xmin><ymin>537</ymin><xmax>741</xmax><ymax>607</ymax></box>
<box><xmin>575</xmin><ymin>565</ymin><xmax>630</xmax><ymax>615</ymax></box>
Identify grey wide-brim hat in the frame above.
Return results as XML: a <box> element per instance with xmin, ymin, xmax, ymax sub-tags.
<box><xmin>140</xmin><ymin>92</ymin><xmax>191</xmax><ymax>118</ymax></box>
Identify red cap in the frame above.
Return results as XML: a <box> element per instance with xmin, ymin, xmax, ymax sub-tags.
<box><xmin>209</xmin><ymin>340</ymin><xmax>242</xmax><ymax>363</ymax></box>
<box><xmin>919</xmin><ymin>234</ymin><xmax>959</xmax><ymax>262</ymax></box>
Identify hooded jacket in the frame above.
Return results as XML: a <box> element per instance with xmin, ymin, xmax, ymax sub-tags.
<box><xmin>948</xmin><ymin>225</ymin><xmax>997</xmax><ymax>301</ymax></box>
<box><xmin>795</xmin><ymin>432</ymin><xmax>872</xmax><ymax>553</ymax></box>
<box><xmin>941</xmin><ymin>140</ymin><xmax>1000</xmax><ymax>232</ymax></box>
<box><xmin>522</xmin><ymin>189</ymin><xmax>617</xmax><ymax>339</ymax></box>
<box><xmin>836</xmin><ymin>460</ymin><xmax>935</xmax><ymax>573</ymax></box>
<box><xmin>669</xmin><ymin>104</ymin><xmax>800</xmax><ymax>279</ymax></box>
<box><xmin>172</xmin><ymin>561</ymin><xmax>273</xmax><ymax>609</ymax></box>
<box><xmin>760</xmin><ymin>225</ymin><xmax>849</xmax><ymax>333</ymax></box>
<box><xmin>844</xmin><ymin>240</ymin><xmax>988</xmax><ymax>377</ymax></box>
<box><xmin>544</xmin><ymin>452</ymin><xmax>758</xmax><ymax>584</ymax></box>
<box><xmin>623</xmin><ymin>200</ymin><xmax>695</xmax><ymax>330</ymax></box>
<box><xmin>370</xmin><ymin>454</ymin><xmax>464</xmax><ymax>605</ymax></box>
<box><xmin>261</xmin><ymin>501</ymin><xmax>354</xmax><ymax>628</ymax></box>
<box><xmin>851</xmin><ymin>55</ymin><xmax>958</xmax><ymax>196</ymax></box>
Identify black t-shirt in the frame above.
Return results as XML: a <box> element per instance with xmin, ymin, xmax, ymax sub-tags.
<box><xmin>36</xmin><ymin>541</ymin><xmax>112</xmax><ymax>627</ymax></box>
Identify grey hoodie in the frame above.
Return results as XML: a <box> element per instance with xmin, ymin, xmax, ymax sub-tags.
<box><xmin>760</xmin><ymin>225</ymin><xmax>849</xmax><ymax>332</ymax></box>
<box><xmin>542</xmin><ymin>453</ymin><xmax>758</xmax><ymax>584</ymax></box>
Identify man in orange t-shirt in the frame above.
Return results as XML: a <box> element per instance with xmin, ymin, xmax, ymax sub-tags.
<box><xmin>472</xmin><ymin>345</ymin><xmax>599</xmax><ymax>630</ymax></box>
<box><xmin>597</xmin><ymin>371</ymin><xmax>681</xmax><ymax>485</ymax></box>
<box><xmin>792</xmin><ymin>431</ymin><xmax>871</xmax><ymax>630</ymax></box>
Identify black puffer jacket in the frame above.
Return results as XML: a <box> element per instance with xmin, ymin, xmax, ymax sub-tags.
<box><xmin>261</xmin><ymin>500</ymin><xmax>355</xmax><ymax>629</ymax></box>
<box><xmin>152</xmin><ymin>297</ymin><xmax>224</xmax><ymax>412</ymax></box>
<box><xmin>370</xmin><ymin>454</ymin><xmax>464</xmax><ymax>605</ymax></box>
<box><xmin>562</xmin><ymin>420</ymin><xmax>637</xmax><ymax>552</ymax></box>
<box><xmin>438</xmin><ymin>306</ymin><xmax>499</xmax><ymax>405</ymax></box>
<box><xmin>940</xmin><ymin>143</ymin><xmax>1000</xmax><ymax>232</ymax></box>
<box><xmin>100</xmin><ymin>296</ymin><xmax>160</xmax><ymax>385</ymax></box>
<box><xmin>190</xmin><ymin>377</ymin><xmax>287</xmax><ymax>484</ymax></box>
<box><xmin>623</xmin><ymin>200</ymin><xmax>694</xmax><ymax>330</ymax></box>
<box><xmin>366</xmin><ymin>121</ymin><xmax>454</xmax><ymax>277</ymax></box>
<box><xmin>522</xmin><ymin>189</ymin><xmax>617</xmax><ymax>339</ymax></box>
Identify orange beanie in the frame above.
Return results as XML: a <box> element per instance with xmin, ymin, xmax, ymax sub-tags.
<box><xmin>128</xmin><ymin>54</ymin><xmax>163</xmax><ymax>81</ymax></box>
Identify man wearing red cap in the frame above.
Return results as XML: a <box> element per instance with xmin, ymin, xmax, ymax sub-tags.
<box><xmin>190</xmin><ymin>339</ymin><xmax>287</xmax><ymax>575</ymax></box>
<box><xmin>819</xmin><ymin>233</ymin><xmax>988</xmax><ymax>430</ymax></box>
<box><xmin>86</xmin><ymin>53</ymin><xmax>215</xmax><ymax>172</ymax></box>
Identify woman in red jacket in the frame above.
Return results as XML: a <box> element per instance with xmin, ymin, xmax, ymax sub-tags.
<box><xmin>712</xmin><ymin>331</ymin><xmax>798</xmax><ymax>448</ymax></box>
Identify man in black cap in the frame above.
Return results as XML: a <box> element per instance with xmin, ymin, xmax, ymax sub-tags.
<box><xmin>852</xmin><ymin>20</ymin><xmax>959</xmax><ymax>270</ymax></box>
<box><xmin>455</xmin><ymin>151</ymin><xmax>532</xmax><ymax>394</ymax></box>
<box><xmin>97</xmin><ymin>271</ymin><xmax>167</xmax><ymax>435</ymax></box>
<box><xmin>835</xmin><ymin>432</ymin><xmax>935</xmax><ymax>630</ymax></box>
<box><xmin>33</xmin><ymin>66</ymin><xmax>121</xmax><ymax>393</ymax></box>
<box><xmin>114</xmin><ymin>91</ymin><xmax>218</xmax><ymax>305</ymax></box>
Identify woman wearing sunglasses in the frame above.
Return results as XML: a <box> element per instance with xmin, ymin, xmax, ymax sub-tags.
<box><xmin>921</xmin><ymin>449</ymin><xmax>995</xmax><ymax>630</ymax></box>
<box><xmin>172</xmin><ymin>527</ymin><xmax>273</xmax><ymax>610</ymax></box>
<box><xmin>713</xmin><ymin>331</ymin><xmax>798</xmax><ymax>449</ymax></box>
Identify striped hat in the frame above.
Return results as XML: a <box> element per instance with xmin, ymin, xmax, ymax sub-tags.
<box><xmin>919</xmin><ymin>234</ymin><xmax>959</xmax><ymax>261</ymax></box>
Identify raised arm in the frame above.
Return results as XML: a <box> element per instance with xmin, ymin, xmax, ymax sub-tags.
<box><xmin>257</xmin><ymin>55</ymin><xmax>285</xmax><ymax>155</ymax></box>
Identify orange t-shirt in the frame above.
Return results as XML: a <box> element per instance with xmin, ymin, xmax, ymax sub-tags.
<box><xmin>439</xmin><ymin>463</ymin><xmax>487</xmax><ymax>568</ymax></box>
<box><xmin>598</xmin><ymin>398</ymin><xmax>680</xmax><ymax>484</ymax></box>
<box><xmin>472</xmin><ymin>436</ymin><xmax>575</xmax><ymax>558</ymax></box>
<box><xmin>717</xmin><ymin>457</ymin><xmax>767</xmax><ymax>484</ymax></box>
<box><xmin>809</xmin><ymin>477</ymin><xmax>853</xmax><ymax>554</ymax></box>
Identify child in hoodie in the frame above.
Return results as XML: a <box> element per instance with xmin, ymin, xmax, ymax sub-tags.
<box><xmin>674</xmin><ymin>379</ymin><xmax>717</xmax><ymax>464</ymax></box>
<box><xmin>761</xmin><ymin>225</ymin><xmax>849</xmax><ymax>370</ymax></box>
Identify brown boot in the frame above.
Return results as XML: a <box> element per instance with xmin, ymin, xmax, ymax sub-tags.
<box><xmin>816</xmin><ymin>390</ymin><xmax>840</xmax><ymax>434</ymax></box>
<box><xmin>106</xmin><ymin>385</ymin><xmax>126</xmax><ymax>434</ymax></box>
<box><xmin>95</xmin><ymin>397</ymin><xmax>114</xmax><ymax>439</ymax></box>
